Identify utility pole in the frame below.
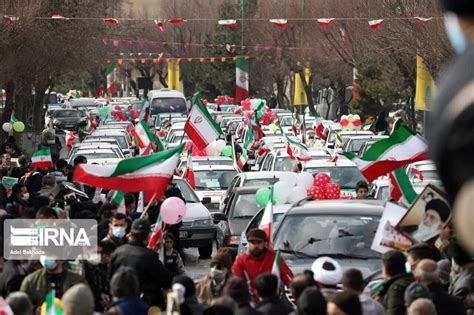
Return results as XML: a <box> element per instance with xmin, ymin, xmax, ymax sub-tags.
<box><xmin>240</xmin><ymin>0</ymin><xmax>244</xmax><ymax>47</ymax></box>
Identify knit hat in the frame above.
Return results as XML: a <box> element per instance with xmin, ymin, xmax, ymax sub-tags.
<box><xmin>404</xmin><ymin>282</ymin><xmax>432</xmax><ymax>306</ymax></box>
<box><xmin>312</xmin><ymin>257</ymin><xmax>343</xmax><ymax>286</ymax></box>
<box><xmin>425</xmin><ymin>199</ymin><xmax>450</xmax><ymax>222</ymax></box>
<box><xmin>223</xmin><ymin>276</ymin><xmax>250</xmax><ymax>303</ymax></box>
<box><xmin>246</xmin><ymin>228</ymin><xmax>267</xmax><ymax>241</ymax></box>
<box><xmin>332</xmin><ymin>291</ymin><xmax>362</xmax><ymax>315</ymax></box>
<box><xmin>440</xmin><ymin>0</ymin><xmax>474</xmax><ymax>15</ymax></box>
<box><xmin>61</xmin><ymin>284</ymin><xmax>94</xmax><ymax>315</ymax></box>
<box><xmin>211</xmin><ymin>247</ymin><xmax>233</xmax><ymax>270</ymax></box>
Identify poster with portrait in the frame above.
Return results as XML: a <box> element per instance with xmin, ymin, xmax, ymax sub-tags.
<box><xmin>396</xmin><ymin>185</ymin><xmax>450</xmax><ymax>243</ymax></box>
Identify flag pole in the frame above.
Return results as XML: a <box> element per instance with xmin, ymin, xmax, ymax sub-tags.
<box><xmin>140</xmin><ymin>192</ymin><xmax>157</xmax><ymax>219</ymax></box>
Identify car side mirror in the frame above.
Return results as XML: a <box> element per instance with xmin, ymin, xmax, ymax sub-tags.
<box><xmin>212</xmin><ymin>212</ymin><xmax>227</xmax><ymax>223</ymax></box>
<box><xmin>223</xmin><ymin>197</ymin><xmax>229</xmax><ymax>204</ymax></box>
<box><xmin>202</xmin><ymin>197</ymin><xmax>211</xmax><ymax>204</ymax></box>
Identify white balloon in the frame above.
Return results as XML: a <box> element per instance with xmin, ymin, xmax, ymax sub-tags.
<box><xmin>278</xmin><ymin>172</ymin><xmax>297</xmax><ymax>188</ymax></box>
<box><xmin>273</xmin><ymin>181</ymin><xmax>293</xmax><ymax>205</ymax></box>
<box><xmin>214</xmin><ymin>139</ymin><xmax>226</xmax><ymax>153</ymax></box>
<box><xmin>2</xmin><ymin>122</ymin><xmax>11</xmax><ymax>133</ymax></box>
<box><xmin>290</xmin><ymin>186</ymin><xmax>308</xmax><ymax>203</ymax></box>
<box><xmin>297</xmin><ymin>172</ymin><xmax>314</xmax><ymax>189</ymax></box>
<box><xmin>250</xmin><ymin>99</ymin><xmax>260</xmax><ymax>110</ymax></box>
<box><xmin>354</xmin><ymin>114</ymin><xmax>360</xmax><ymax>120</ymax></box>
<box><xmin>341</xmin><ymin>115</ymin><xmax>348</xmax><ymax>121</ymax></box>
<box><xmin>206</xmin><ymin>144</ymin><xmax>219</xmax><ymax>156</ymax></box>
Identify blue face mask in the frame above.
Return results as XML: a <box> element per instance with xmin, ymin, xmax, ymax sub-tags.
<box><xmin>444</xmin><ymin>13</ymin><xmax>468</xmax><ymax>55</ymax></box>
<box><xmin>111</xmin><ymin>226</ymin><xmax>126</xmax><ymax>239</ymax></box>
<box><xmin>40</xmin><ymin>256</ymin><xmax>57</xmax><ymax>270</ymax></box>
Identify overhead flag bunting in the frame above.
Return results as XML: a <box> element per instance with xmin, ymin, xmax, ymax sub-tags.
<box><xmin>368</xmin><ymin>18</ymin><xmax>384</xmax><ymax>29</ymax></box>
<box><xmin>104</xmin><ymin>18</ymin><xmax>119</xmax><ymax>25</ymax></box>
<box><xmin>168</xmin><ymin>18</ymin><xmax>187</xmax><ymax>24</ymax></box>
<box><xmin>269</xmin><ymin>19</ymin><xmax>288</xmax><ymax>29</ymax></box>
<box><xmin>218</xmin><ymin>19</ymin><xmax>238</xmax><ymax>26</ymax></box>
<box><xmin>51</xmin><ymin>13</ymin><xmax>66</xmax><ymax>19</ymax></box>
<box><xmin>414</xmin><ymin>17</ymin><xmax>433</xmax><ymax>24</ymax></box>
<box><xmin>317</xmin><ymin>18</ymin><xmax>335</xmax><ymax>26</ymax></box>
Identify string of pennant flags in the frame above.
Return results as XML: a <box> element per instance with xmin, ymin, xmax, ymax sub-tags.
<box><xmin>2</xmin><ymin>14</ymin><xmax>437</xmax><ymax>29</ymax></box>
<box><xmin>102</xmin><ymin>55</ymin><xmax>261</xmax><ymax>65</ymax></box>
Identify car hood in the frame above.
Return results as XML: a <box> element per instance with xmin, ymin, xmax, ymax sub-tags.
<box><xmin>283</xmin><ymin>255</ymin><xmax>381</xmax><ymax>279</ymax></box>
<box><xmin>183</xmin><ymin>202</ymin><xmax>211</xmax><ymax>222</ymax></box>
<box><xmin>229</xmin><ymin>218</ymin><xmax>252</xmax><ymax>236</ymax></box>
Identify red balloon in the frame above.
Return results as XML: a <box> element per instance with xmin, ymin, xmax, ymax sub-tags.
<box><xmin>314</xmin><ymin>173</ymin><xmax>331</xmax><ymax>188</ymax></box>
<box><xmin>325</xmin><ymin>183</ymin><xmax>341</xmax><ymax>200</ymax></box>
<box><xmin>307</xmin><ymin>186</ymin><xmax>326</xmax><ymax>200</ymax></box>
<box><xmin>242</xmin><ymin>99</ymin><xmax>251</xmax><ymax>111</ymax></box>
<box><xmin>340</xmin><ymin>119</ymin><xmax>349</xmax><ymax>127</ymax></box>
<box><xmin>352</xmin><ymin>119</ymin><xmax>361</xmax><ymax>127</ymax></box>
<box><xmin>114</xmin><ymin>105</ymin><xmax>121</xmax><ymax>110</ymax></box>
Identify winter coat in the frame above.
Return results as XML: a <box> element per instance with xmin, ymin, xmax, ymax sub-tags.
<box><xmin>380</xmin><ymin>273</ymin><xmax>414</xmax><ymax>315</ymax></box>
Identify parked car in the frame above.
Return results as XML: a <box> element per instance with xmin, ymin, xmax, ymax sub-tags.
<box><xmin>86</xmin><ymin>130</ymin><xmax>133</xmax><ymax>157</ymax></box>
<box><xmin>67</xmin><ymin>148</ymin><xmax>123</xmax><ymax>165</ymax></box>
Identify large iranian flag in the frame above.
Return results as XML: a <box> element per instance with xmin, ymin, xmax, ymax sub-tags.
<box><xmin>105</xmin><ymin>63</ymin><xmax>117</xmax><ymax>95</ymax></box>
<box><xmin>73</xmin><ymin>144</ymin><xmax>183</xmax><ymax>193</ymax></box>
<box><xmin>389</xmin><ymin>167</ymin><xmax>418</xmax><ymax>206</ymax></box>
<box><xmin>235</xmin><ymin>58</ymin><xmax>249</xmax><ymax>102</ymax></box>
<box><xmin>184</xmin><ymin>94</ymin><xmax>222</xmax><ymax>150</ymax></box>
<box><xmin>344</xmin><ymin>125</ymin><xmax>428</xmax><ymax>182</ymax></box>
<box><xmin>31</xmin><ymin>149</ymin><xmax>53</xmax><ymax>169</ymax></box>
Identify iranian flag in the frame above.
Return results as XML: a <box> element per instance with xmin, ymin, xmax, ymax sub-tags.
<box><xmin>105</xmin><ymin>63</ymin><xmax>118</xmax><ymax>95</ymax></box>
<box><xmin>258</xmin><ymin>187</ymin><xmax>274</xmax><ymax>242</ymax></box>
<box><xmin>410</xmin><ymin>167</ymin><xmax>424</xmax><ymax>181</ymax></box>
<box><xmin>235</xmin><ymin>58</ymin><xmax>249</xmax><ymax>102</ymax></box>
<box><xmin>368</xmin><ymin>18</ymin><xmax>384</xmax><ymax>29</ymax></box>
<box><xmin>2</xmin><ymin>176</ymin><xmax>18</xmax><ymax>190</ymax></box>
<box><xmin>269</xmin><ymin>19</ymin><xmax>288</xmax><ymax>29</ymax></box>
<box><xmin>148</xmin><ymin>214</ymin><xmax>165</xmax><ymax>250</ymax></box>
<box><xmin>44</xmin><ymin>290</ymin><xmax>62</xmax><ymax>315</ymax></box>
<box><xmin>140</xmin><ymin>144</ymin><xmax>152</xmax><ymax>156</ymax></box>
<box><xmin>138</xmin><ymin>98</ymin><xmax>150</xmax><ymax>122</ymax></box>
<box><xmin>271</xmin><ymin>249</ymin><xmax>282</xmax><ymax>285</ymax></box>
<box><xmin>183</xmin><ymin>146</ymin><xmax>195</xmax><ymax>189</ymax></box>
<box><xmin>73</xmin><ymin>144</ymin><xmax>184</xmax><ymax>194</ymax></box>
<box><xmin>110</xmin><ymin>191</ymin><xmax>126</xmax><ymax>214</ymax></box>
<box><xmin>31</xmin><ymin>149</ymin><xmax>53</xmax><ymax>169</ymax></box>
<box><xmin>317</xmin><ymin>18</ymin><xmax>334</xmax><ymax>26</ymax></box>
<box><xmin>218</xmin><ymin>19</ymin><xmax>238</xmax><ymax>26</ymax></box>
<box><xmin>344</xmin><ymin>125</ymin><xmax>428</xmax><ymax>182</ymax></box>
<box><xmin>132</xmin><ymin>120</ymin><xmax>153</xmax><ymax>149</ymax></box>
<box><xmin>64</xmin><ymin>130</ymin><xmax>76</xmax><ymax>148</ymax></box>
<box><xmin>390</xmin><ymin>167</ymin><xmax>418</xmax><ymax>205</ymax></box>
<box><xmin>237</xmin><ymin>124</ymin><xmax>255</xmax><ymax>169</ymax></box>
<box><xmin>283</xmin><ymin>131</ymin><xmax>311</xmax><ymax>162</ymax></box>
<box><xmin>184</xmin><ymin>94</ymin><xmax>222</xmax><ymax>150</ymax></box>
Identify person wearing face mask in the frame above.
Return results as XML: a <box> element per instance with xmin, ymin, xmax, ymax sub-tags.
<box><xmin>232</xmin><ymin>229</ymin><xmax>293</xmax><ymax>300</ymax></box>
<box><xmin>84</xmin><ymin>240</ymin><xmax>116</xmax><ymax>312</ymax></box>
<box><xmin>102</xmin><ymin>213</ymin><xmax>129</xmax><ymax>248</ymax></box>
<box><xmin>19</xmin><ymin>254</ymin><xmax>86</xmax><ymax>308</ymax></box>
<box><xmin>5</xmin><ymin>183</ymin><xmax>29</xmax><ymax>218</ymax></box>
<box><xmin>195</xmin><ymin>247</ymin><xmax>234</xmax><ymax>305</ymax></box>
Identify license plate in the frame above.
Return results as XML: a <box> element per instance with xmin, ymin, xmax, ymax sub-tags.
<box><xmin>179</xmin><ymin>231</ymin><xmax>188</xmax><ymax>238</ymax></box>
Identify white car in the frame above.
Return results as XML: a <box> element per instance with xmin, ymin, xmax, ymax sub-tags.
<box><xmin>67</xmin><ymin>143</ymin><xmax>124</xmax><ymax>161</ymax></box>
<box><xmin>178</xmin><ymin>156</ymin><xmax>234</xmax><ymax>172</ymax></box>
<box><xmin>341</xmin><ymin>135</ymin><xmax>388</xmax><ymax>154</ymax></box>
<box><xmin>87</xmin><ymin>130</ymin><xmax>133</xmax><ymax>157</ymax></box>
<box><xmin>165</xmin><ymin>122</ymin><xmax>185</xmax><ymax>142</ymax></box>
<box><xmin>406</xmin><ymin>160</ymin><xmax>444</xmax><ymax>192</ymax></box>
<box><xmin>192</xmin><ymin>165</ymin><xmax>239</xmax><ymax>212</ymax></box>
<box><xmin>371</xmin><ymin>178</ymin><xmax>390</xmax><ymax>201</ymax></box>
<box><xmin>260</xmin><ymin>149</ymin><xmax>330</xmax><ymax>172</ymax></box>
<box><xmin>67</xmin><ymin>148</ymin><xmax>123</xmax><ymax>165</ymax></box>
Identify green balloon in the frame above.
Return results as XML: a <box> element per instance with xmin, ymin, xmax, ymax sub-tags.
<box><xmin>98</xmin><ymin>106</ymin><xmax>110</xmax><ymax>118</ymax></box>
<box><xmin>12</xmin><ymin>121</ymin><xmax>25</xmax><ymax>133</ymax></box>
<box><xmin>221</xmin><ymin>145</ymin><xmax>233</xmax><ymax>157</ymax></box>
<box><xmin>255</xmin><ymin>187</ymin><xmax>271</xmax><ymax>208</ymax></box>
<box><xmin>256</xmin><ymin>110</ymin><xmax>263</xmax><ymax>118</ymax></box>
<box><xmin>348</xmin><ymin>114</ymin><xmax>355</xmax><ymax>122</ymax></box>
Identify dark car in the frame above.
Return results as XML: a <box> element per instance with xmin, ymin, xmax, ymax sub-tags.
<box><xmin>51</xmin><ymin>109</ymin><xmax>86</xmax><ymax>131</ymax></box>
<box><xmin>213</xmin><ymin>186</ymin><xmax>263</xmax><ymax>257</ymax></box>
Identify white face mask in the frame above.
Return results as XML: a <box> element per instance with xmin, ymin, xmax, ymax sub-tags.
<box><xmin>111</xmin><ymin>226</ymin><xmax>126</xmax><ymax>239</ymax></box>
<box><xmin>210</xmin><ymin>267</ymin><xmax>226</xmax><ymax>282</ymax></box>
<box><xmin>21</xmin><ymin>193</ymin><xmax>30</xmax><ymax>201</ymax></box>
<box><xmin>444</xmin><ymin>13</ymin><xmax>469</xmax><ymax>54</ymax></box>
<box><xmin>87</xmin><ymin>253</ymin><xmax>101</xmax><ymax>266</ymax></box>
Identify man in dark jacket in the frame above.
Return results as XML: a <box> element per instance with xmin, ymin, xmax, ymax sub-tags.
<box><xmin>0</xmin><ymin>260</ymin><xmax>26</xmax><ymax>297</ymax></box>
<box><xmin>447</xmin><ymin>240</ymin><xmax>474</xmax><ymax>305</ymax></box>
<box><xmin>414</xmin><ymin>259</ymin><xmax>466</xmax><ymax>315</ymax></box>
<box><xmin>223</xmin><ymin>276</ymin><xmax>263</xmax><ymax>315</ymax></box>
<box><xmin>255</xmin><ymin>273</ymin><xmax>293</xmax><ymax>315</ymax></box>
<box><xmin>379</xmin><ymin>250</ymin><xmax>414</xmax><ymax>315</ymax></box>
<box><xmin>108</xmin><ymin>218</ymin><xmax>172</xmax><ymax>309</ymax></box>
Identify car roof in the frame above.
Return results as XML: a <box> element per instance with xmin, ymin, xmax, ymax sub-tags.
<box><xmin>83</xmin><ymin>137</ymin><xmax>118</xmax><ymax>142</ymax></box>
<box><xmin>304</xmin><ymin>158</ymin><xmax>356</xmax><ymax>168</ymax></box>
<box><xmin>75</xmin><ymin>148</ymin><xmax>117</xmax><ymax>154</ymax></box>
<box><xmin>288</xmin><ymin>199</ymin><xmax>384</xmax><ymax>216</ymax></box>
<box><xmin>193</xmin><ymin>165</ymin><xmax>238</xmax><ymax>171</ymax></box>
<box><xmin>72</xmin><ymin>143</ymin><xmax>120</xmax><ymax>149</ymax></box>
<box><xmin>90</xmin><ymin>130</ymin><xmax>126</xmax><ymax>136</ymax></box>
<box><xmin>240</xmin><ymin>171</ymin><xmax>295</xmax><ymax>180</ymax></box>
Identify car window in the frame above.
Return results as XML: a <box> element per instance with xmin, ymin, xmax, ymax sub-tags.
<box><xmin>172</xmin><ymin>180</ymin><xmax>200</xmax><ymax>203</ymax></box>
<box><xmin>232</xmin><ymin>193</ymin><xmax>260</xmax><ymax>218</ymax></box>
<box><xmin>193</xmin><ymin>159</ymin><xmax>233</xmax><ymax>167</ymax></box>
<box><xmin>346</xmin><ymin>139</ymin><xmax>368</xmax><ymax>153</ymax></box>
<box><xmin>54</xmin><ymin>111</ymin><xmax>81</xmax><ymax>118</ymax></box>
<box><xmin>274</xmin><ymin>214</ymin><xmax>381</xmax><ymax>259</ymax></box>
<box><xmin>74</xmin><ymin>151</ymin><xmax>119</xmax><ymax>160</ymax></box>
<box><xmin>305</xmin><ymin>167</ymin><xmax>365</xmax><ymax>189</ymax></box>
<box><xmin>89</xmin><ymin>136</ymin><xmax>127</xmax><ymax>149</ymax></box>
<box><xmin>194</xmin><ymin>170</ymin><xmax>237</xmax><ymax>190</ymax></box>
<box><xmin>274</xmin><ymin>157</ymin><xmax>297</xmax><ymax>172</ymax></box>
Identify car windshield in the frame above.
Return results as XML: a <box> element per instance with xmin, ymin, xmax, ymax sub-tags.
<box><xmin>346</xmin><ymin>139</ymin><xmax>369</xmax><ymax>153</ymax></box>
<box><xmin>274</xmin><ymin>157</ymin><xmax>298</xmax><ymax>172</ymax></box>
<box><xmin>232</xmin><ymin>193</ymin><xmax>260</xmax><ymax>218</ymax></box>
<box><xmin>172</xmin><ymin>180</ymin><xmax>201</xmax><ymax>203</ymax></box>
<box><xmin>274</xmin><ymin>214</ymin><xmax>381</xmax><ymax>259</ymax></box>
<box><xmin>54</xmin><ymin>111</ymin><xmax>81</xmax><ymax>118</ymax></box>
<box><xmin>305</xmin><ymin>167</ymin><xmax>365</xmax><ymax>189</ymax></box>
<box><xmin>244</xmin><ymin>178</ymin><xmax>279</xmax><ymax>186</ymax></box>
<box><xmin>195</xmin><ymin>170</ymin><xmax>237</xmax><ymax>190</ymax></box>
<box><xmin>89</xmin><ymin>136</ymin><xmax>127</xmax><ymax>149</ymax></box>
<box><xmin>280</xmin><ymin>118</ymin><xmax>292</xmax><ymax>127</ymax></box>
<box><xmin>150</xmin><ymin>98</ymin><xmax>187</xmax><ymax>114</ymax></box>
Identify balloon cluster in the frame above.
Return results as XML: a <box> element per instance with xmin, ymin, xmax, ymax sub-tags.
<box><xmin>110</xmin><ymin>106</ymin><xmax>139</xmax><ymax>121</ymax></box>
<box><xmin>2</xmin><ymin>121</ymin><xmax>25</xmax><ymax>133</ymax></box>
<box><xmin>257</xmin><ymin>109</ymin><xmax>277</xmax><ymax>126</ymax></box>
<box><xmin>255</xmin><ymin>172</ymin><xmax>315</xmax><ymax>207</ymax></box>
<box><xmin>340</xmin><ymin>114</ymin><xmax>362</xmax><ymax>131</ymax></box>
<box><xmin>307</xmin><ymin>173</ymin><xmax>341</xmax><ymax>200</ymax></box>
<box><xmin>241</xmin><ymin>98</ymin><xmax>266</xmax><ymax>111</ymax></box>
<box><xmin>204</xmin><ymin>139</ymin><xmax>233</xmax><ymax>157</ymax></box>
<box><xmin>216</xmin><ymin>95</ymin><xmax>234</xmax><ymax>106</ymax></box>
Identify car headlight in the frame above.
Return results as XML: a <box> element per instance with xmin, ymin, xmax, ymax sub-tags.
<box><xmin>193</xmin><ymin>219</ymin><xmax>211</xmax><ymax>227</ymax></box>
<box><xmin>228</xmin><ymin>235</ymin><xmax>240</xmax><ymax>245</ymax></box>
<box><xmin>53</xmin><ymin>119</ymin><xmax>60</xmax><ymax>125</ymax></box>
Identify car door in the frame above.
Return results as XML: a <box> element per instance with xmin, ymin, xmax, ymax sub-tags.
<box><xmin>220</xmin><ymin>192</ymin><xmax>236</xmax><ymax>244</ymax></box>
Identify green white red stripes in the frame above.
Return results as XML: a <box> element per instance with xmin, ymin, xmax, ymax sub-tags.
<box><xmin>45</xmin><ymin>289</ymin><xmax>62</xmax><ymax>315</ymax></box>
<box><xmin>105</xmin><ymin>63</ymin><xmax>117</xmax><ymax>95</ymax></box>
<box><xmin>237</xmin><ymin>123</ymin><xmax>255</xmax><ymax>169</ymax></box>
<box><xmin>282</xmin><ymin>128</ymin><xmax>311</xmax><ymax>162</ymax></box>
<box><xmin>73</xmin><ymin>144</ymin><xmax>184</xmax><ymax>193</ymax></box>
<box><xmin>259</xmin><ymin>187</ymin><xmax>273</xmax><ymax>242</ymax></box>
<box><xmin>184</xmin><ymin>146</ymin><xmax>195</xmax><ymax>189</ymax></box>
<box><xmin>271</xmin><ymin>249</ymin><xmax>282</xmax><ymax>285</ymax></box>
<box><xmin>344</xmin><ymin>125</ymin><xmax>428</xmax><ymax>182</ymax></box>
<box><xmin>368</xmin><ymin>18</ymin><xmax>384</xmax><ymax>29</ymax></box>
<box><xmin>184</xmin><ymin>94</ymin><xmax>222</xmax><ymax>150</ymax></box>
<box><xmin>111</xmin><ymin>190</ymin><xmax>126</xmax><ymax>214</ymax></box>
<box><xmin>148</xmin><ymin>214</ymin><xmax>165</xmax><ymax>250</ymax></box>
<box><xmin>132</xmin><ymin>120</ymin><xmax>153</xmax><ymax>148</ymax></box>
<box><xmin>31</xmin><ymin>149</ymin><xmax>53</xmax><ymax>169</ymax></box>
<box><xmin>389</xmin><ymin>168</ymin><xmax>418</xmax><ymax>205</ymax></box>
<box><xmin>235</xmin><ymin>58</ymin><xmax>249</xmax><ymax>101</ymax></box>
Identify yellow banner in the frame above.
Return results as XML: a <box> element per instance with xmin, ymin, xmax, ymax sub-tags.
<box><xmin>294</xmin><ymin>67</ymin><xmax>310</xmax><ymax>106</ymax></box>
<box><xmin>415</xmin><ymin>55</ymin><xmax>436</xmax><ymax>111</ymax></box>
<box><xmin>168</xmin><ymin>60</ymin><xmax>180</xmax><ymax>91</ymax></box>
